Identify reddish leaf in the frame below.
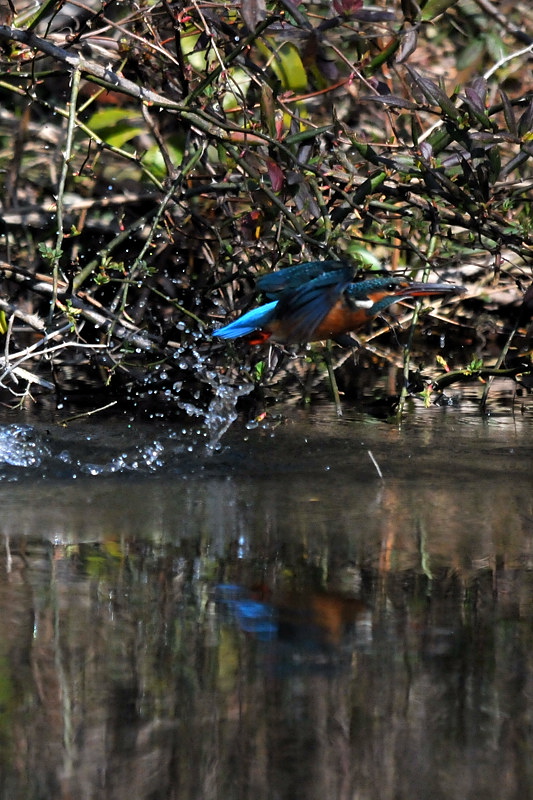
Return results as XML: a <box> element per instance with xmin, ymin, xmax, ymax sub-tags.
<box><xmin>405</xmin><ymin>65</ymin><xmax>460</xmax><ymax>120</ymax></box>
<box><xmin>359</xmin><ymin>94</ymin><xmax>418</xmax><ymax>110</ymax></box>
<box><xmin>462</xmin><ymin>89</ymin><xmax>492</xmax><ymax>128</ymax></box>
<box><xmin>470</xmin><ymin>77</ymin><xmax>487</xmax><ymax>107</ymax></box>
<box><xmin>518</xmin><ymin>98</ymin><xmax>533</xmax><ymax>137</ymax></box>
<box><xmin>420</xmin><ymin>142</ymin><xmax>433</xmax><ymax>160</ymax></box>
<box><xmin>464</xmin><ymin>86</ymin><xmax>486</xmax><ymax>115</ymax></box>
<box><xmin>333</xmin><ymin>0</ymin><xmax>363</xmax><ymax>16</ymax></box>
<box><xmin>275</xmin><ymin>113</ymin><xmax>285</xmax><ymax>141</ymax></box>
<box><xmin>267</xmin><ymin>160</ymin><xmax>285</xmax><ymax>192</ymax></box>
<box><xmin>499</xmin><ymin>89</ymin><xmax>517</xmax><ymax>136</ymax></box>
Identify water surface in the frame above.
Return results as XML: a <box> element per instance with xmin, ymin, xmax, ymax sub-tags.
<box><xmin>0</xmin><ymin>401</ymin><xmax>532</xmax><ymax>799</ymax></box>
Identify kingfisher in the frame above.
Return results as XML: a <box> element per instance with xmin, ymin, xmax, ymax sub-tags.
<box><xmin>213</xmin><ymin>261</ymin><xmax>463</xmax><ymax>345</ymax></box>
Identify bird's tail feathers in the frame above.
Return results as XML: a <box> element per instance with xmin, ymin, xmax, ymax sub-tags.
<box><xmin>213</xmin><ymin>301</ymin><xmax>278</xmax><ymax>339</ymax></box>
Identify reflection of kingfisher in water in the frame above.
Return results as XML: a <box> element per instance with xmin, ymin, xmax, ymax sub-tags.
<box><xmin>216</xmin><ymin>582</ymin><xmax>368</xmax><ymax>649</ymax></box>
<box><xmin>214</xmin><ymin>261</ymin><xmax>463</xmax><ymax>346</ymax></box>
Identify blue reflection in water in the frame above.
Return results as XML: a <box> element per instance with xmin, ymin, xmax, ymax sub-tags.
<box><xmin>215</xmin><ymin>584</ymin><xmax>278</xmax><ymax>640</ymax></box>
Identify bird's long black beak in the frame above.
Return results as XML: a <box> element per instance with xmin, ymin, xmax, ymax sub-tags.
<box><xmin>396</xmin><ymin>282</ymin><xmax>465</xmax><ymax>298</ymax></box>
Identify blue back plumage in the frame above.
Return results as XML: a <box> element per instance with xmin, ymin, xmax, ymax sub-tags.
<box><xmin>257</xmin><ymin>261</ymin><xmax>353</xmax><ymax>298</ymax></box>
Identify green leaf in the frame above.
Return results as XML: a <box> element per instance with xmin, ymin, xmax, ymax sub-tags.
<box><xmin>269</xmin><ymin>42</ymin><xmax>307</xmax><ymax>92</ymax></box>
<box><xmin>420</xmin><ymin>0</ymin><xmax>460</xmax><ymax>21</ymax></box>
<box><xmin>260</xmin><ymin>84</ymin><xmax>277</xmax><ymax>138</ymax></box>
<box><xmin>87</xmin><ymin>107</ymin><xmax>138</xmax><ymax>130</ymax></box>
<box><xmin>456</xmin><ymin>38</ymin><xmax>485</xmax><ymax>72</ymax></box>
<box><xmin>87</xmin><ymin>108</ymin><xmax>144</xmax><ymax>148</ymax></box>
<box><xmin>344</xmin><ymin>244</ymin><xmax>383</xmax><ymax>270</ymax></box>
<box><xmin>141</xmin><ymin>138</ymin><xmax>184</xmax><ymax>179</ymax></box>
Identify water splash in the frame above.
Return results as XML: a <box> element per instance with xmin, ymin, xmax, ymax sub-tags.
<box><xmin>0</xmin><ymin>425</ymin><xmax>51</xmax><ymax>467</ymax></box>
<box><xmin>203</xmin><ymin>372</ymin><xmax>254</xmax><ymax>452</ymax></box>
<box><xmin>178</xmin><ymin>370</ymin><xmax>253</xmax><ymax>452</ymax></box>
<box><xmin>81</xmin><ymin>440</ymin><xmax>166</xmax><ymax>476</ymax></box>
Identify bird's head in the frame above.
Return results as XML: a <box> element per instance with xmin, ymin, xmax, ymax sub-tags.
<box><xmin>346</xmin><ymin>277</ymin><xmax>463</xmax><ymax>317</ymax></box>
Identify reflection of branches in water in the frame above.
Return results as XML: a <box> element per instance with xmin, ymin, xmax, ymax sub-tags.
<box><xmin>2</xmin><ymin>529</ymin><xmax>532</xmax><ymax>798</ymax></box>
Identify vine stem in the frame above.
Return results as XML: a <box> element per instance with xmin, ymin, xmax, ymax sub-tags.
<box><xmin>397</xmin><ymin>236</ymin><xmax>438</xmax><ymax>419</ymax></box>
<box><xmin>479</xmin><ymin>317</ymin><xmax>521</xmax><ymax>412</ymax></box>
<box><xmin>49</xmin><ymin>67</ymin><xmax>81</xmax><ymax>326</ymax></box>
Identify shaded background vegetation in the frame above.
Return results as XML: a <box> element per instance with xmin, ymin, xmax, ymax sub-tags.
<box><xmin>0</xmin><ymin>0</ymin><xmax>532</xmax><ymax>418</ymax></box>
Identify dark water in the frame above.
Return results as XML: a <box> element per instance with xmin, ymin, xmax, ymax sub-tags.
<box><xmin>0</xmin><ymin>398</ymin><xmax>532</xmax><ymax>800</ymax></box>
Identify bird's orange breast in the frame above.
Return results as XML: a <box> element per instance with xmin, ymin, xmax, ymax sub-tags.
<box><xmin>312</xmin><ymin>300</ymin><xmax>371</xmax><ymax>340</ymax></box>
<box><xmin>263</xmin><ymin>305</ymin><xmax>366</xmax><ymax>343</ymax></box>
<box><xmin>261</xmin><ymin>297</ymin><xmax>376</xmax><ymax>343</ymax></box>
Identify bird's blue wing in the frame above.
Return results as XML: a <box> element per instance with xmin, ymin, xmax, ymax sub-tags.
<box><xmin>275</xmin><ymin>272</ymin><xmax>352</xmax><ymax>341</ymax></box>
<box><xmin>258</xmin><ymin>261</ymin><xmax>353</xmax><ymax>299</ymax></box>
<box><xmin>213</xmin><ymin>301</ymin><xmax>278</xmax><ymax>339</ymax></box>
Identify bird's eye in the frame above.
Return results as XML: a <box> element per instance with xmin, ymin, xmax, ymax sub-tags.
<box><xmin>385</xmin><ymin>282</ymin><xmax>397</xmax><ymax>292</ymax></box>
